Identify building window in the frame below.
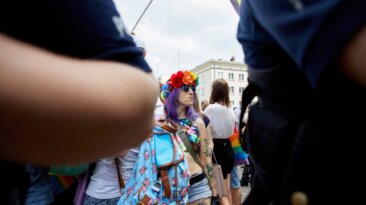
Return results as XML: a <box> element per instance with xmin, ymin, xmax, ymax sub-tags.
<box><xmin>218</xmin><ymin>72</ymin><xmax>223</xmax><ymax>78</ymax></box>
<box><xmin>239</xmin><ymin>73</ymin><xmax>245</xmax><ymax>81</ymax></box>
<box><xmin>230</xmin><ymin>86</ymin><xmax>234</xmax><ymax>94</ymax></box>
<box><xmin>228</xmin><ymin>73</ymin><xmax>234</xmax><ymax>80</ymax></box>
<box><xmin>239</xmin><ymin>87</ymin><xmax>245</xmax><ymax>94</ymax></box>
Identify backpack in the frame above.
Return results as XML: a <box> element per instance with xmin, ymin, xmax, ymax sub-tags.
<box><xmin>118</xmin><ymin>119</ymin><xmax>190</xmax><ymax>205</ymax></box>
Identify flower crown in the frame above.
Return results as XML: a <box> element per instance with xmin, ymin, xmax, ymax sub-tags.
<box><xmin>160</xmin><ymin>70</ymin><xmax>199</xmax><ymax>102</ymax></box>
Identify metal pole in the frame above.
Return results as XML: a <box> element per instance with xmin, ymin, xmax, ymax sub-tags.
<box><xmin>131</xmin><ymin>0</ymin><xmax>154</xmax><ymax>32</ymax></box>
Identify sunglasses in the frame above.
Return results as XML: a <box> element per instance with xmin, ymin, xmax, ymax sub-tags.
<box><xmin>182</xmin><ymin>85</ymin><xmax>196</xmax><ymax>92</ymax></box>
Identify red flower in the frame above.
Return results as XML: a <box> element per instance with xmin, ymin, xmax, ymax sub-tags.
<box><xmin>170</xmin><ymin>71</ymin><xmax>184</xmax><ymax>88</ymax></box>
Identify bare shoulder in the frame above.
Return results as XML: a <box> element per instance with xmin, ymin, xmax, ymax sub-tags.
<box><xmin>194</xmin><ymin>117</ymin><xmax>205</xmax><ymax>129</ymax></box>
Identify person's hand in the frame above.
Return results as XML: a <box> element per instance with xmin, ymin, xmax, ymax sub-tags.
<box><xmin>241</xmin><ymin>126</ymin><xmax>246</xmax><ymax>135</ymax></box>
<box><xmin>211</xmin><ymin>187</ymin><xmax>218</xmax><ymax>198</ymax></box>
<box><xmin>341</xmin><ymin>26</ymin><xmax>366</xmax><ymax>87</ymax></box>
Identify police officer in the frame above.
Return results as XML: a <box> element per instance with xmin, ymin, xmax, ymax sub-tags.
<box><xmin>237</xmin><ymin>0</ymin><xmax>366</xmax><ymax>204</ymax></box>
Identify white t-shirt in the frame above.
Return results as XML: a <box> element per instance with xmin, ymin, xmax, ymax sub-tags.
<box><xmin>204</xmin><ymin>103</ymin><xmax>235</xmax><ymax>139</ymax></box>
<box><xmin>154</xmin><ymin>97</ymin><xmax>164</xmax><ymax>120</ymax></box>
<box><xmin>233</xmin><ymin>107</ymin><xmax>242</xmax><ymax>130</ymax></box>
<box><xmin>86</xmin><ymin>147</ymin><xmax>139</xmax><ymax>199</ymax></box>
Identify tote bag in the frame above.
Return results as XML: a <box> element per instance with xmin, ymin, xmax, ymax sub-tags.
<box><xmin>212</xmin><ymin>152</ymin><xmax>228</xmax><ymax>197</ymax></box>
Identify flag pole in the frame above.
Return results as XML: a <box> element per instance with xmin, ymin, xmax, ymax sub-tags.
<box><xmin>131</xmin><ymin>0</ymin><xmax>155</xmax><ymax>32</ymax></box>
<box><xmin>229</xmin><ymin>0</ymin><xmax>241</xmax><ymax>15</ymax></box>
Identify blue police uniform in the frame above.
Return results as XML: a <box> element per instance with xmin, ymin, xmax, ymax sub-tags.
<box><xmin>1</xmin><ymin>0</ymin><xmax>150</xmax><ymax>72</ymax></box>
<box><xmin>237</xmin><ymin>1</ymin><xmax>366</xmax><ymax>204</ymax></box>
<box><xmin>0</xmin><ymin>1</ymin><xmax>150</xmax><ymax>204</ymax></box>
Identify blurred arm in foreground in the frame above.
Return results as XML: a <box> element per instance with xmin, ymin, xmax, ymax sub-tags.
<box><xmin>0</xmin><ymin>33</ymin><xmax>159</xmax><ymax>165</ymax></box>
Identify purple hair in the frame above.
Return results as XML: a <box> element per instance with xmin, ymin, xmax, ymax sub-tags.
<box><xmin>164</xmin><ymin>88</ymin><xmax>198</xmax><ymax>123</ymax></box>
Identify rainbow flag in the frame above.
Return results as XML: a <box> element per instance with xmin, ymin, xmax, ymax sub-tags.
<box><xmin>50</xmin><ymin>175</ymin><xmax>77</xmax><ymax>195</ymax></box>
<box><xmin>230</xmin><ymin>0</ymin><xmax>241</xmax><ymax>15</ymax></box>
<box><xmin>229</xmin><ymin>127</ymin><xmax>249</xmax><ymax>165</ymax></box>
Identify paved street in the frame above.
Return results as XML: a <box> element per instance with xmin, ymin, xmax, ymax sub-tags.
<box><xmin>241</xmin><ymin>186</ymin><xmax>250</xmax><ymax>203</ymax></box>
<box><xmin>237</xmin><ymin>165</ymin><xmax>251</xmax><ymax>203</ymax></box>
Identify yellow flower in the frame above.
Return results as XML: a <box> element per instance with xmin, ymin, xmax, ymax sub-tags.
<box><xmin>191</xmin><ymin>72</ymin><xmax>197</xmax><ymax>81</ymax></box>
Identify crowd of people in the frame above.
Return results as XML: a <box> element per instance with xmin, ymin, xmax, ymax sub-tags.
<box><xmin>1</xmin><ymin>0</ymin><xmax>365</xmax><ymax>205</ymax></box>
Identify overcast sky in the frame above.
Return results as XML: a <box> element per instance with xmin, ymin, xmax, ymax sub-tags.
<box><xmin>114</xmin><ymin>0</ymin><xmax>244</xmax><ymax>78</ymax></box>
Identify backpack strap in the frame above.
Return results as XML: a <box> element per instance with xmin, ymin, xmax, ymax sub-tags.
<box><xmin>114</xmin><ymin>158</ymin><xmax>124</xmax><ymax>190</ymax></box>
<box><xmin>159</xmin><ymin>169</ymin><xmax>171</xmax><ymax>198</ymax></box>
<box><xmin>156</xmin><ymin>119</ymin><xmax>178</xmax><ymax>133</ymax></box>
<box><xmin>139</xmin><ymin>195</ymin><xmax>151</xmax><ymax>205</ymax></box>
<box><xmin>139</xmin><ymin>195</ymin><xmax>158</xmax><ymax>205</ymax></box>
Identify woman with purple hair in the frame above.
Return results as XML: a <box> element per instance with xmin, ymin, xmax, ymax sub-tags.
<box><xmin>161</xmin><ymin>70</ymin><xmax>214</xmax><ymax>205</ymax></box>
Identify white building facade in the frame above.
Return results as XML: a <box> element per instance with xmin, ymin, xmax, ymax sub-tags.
<box><xmin>191</xmin><ymin>59</ymin><xmax>248</xmax><ymax>108</ymax></box>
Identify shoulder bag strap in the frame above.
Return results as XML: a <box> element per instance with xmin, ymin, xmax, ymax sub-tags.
<box><xmin>211</xmin><ymin>149</ymin><xmax>219</xmax><ymax>164</ymax></box>
<box><xmin>177</xmin><ymin>125</ymin><xmax>202</xmax><ymax>168</ymax></box>
<box><xmin>114</xmin><ymin>158</ymin><xmax>124</xmax><ymax>190</ymax></box>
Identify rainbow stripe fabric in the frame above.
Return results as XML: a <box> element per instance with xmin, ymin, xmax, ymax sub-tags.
<box><xmin>50</xmin><ymin>175</ymin><xmax>77</xmax><ymax>195</ymax></box>
<box><xmin>229</xmin><ymin>127</ymin><xmax>249</xmax><ymax>165</ymax></box>
<box><xmin>230</xmin><ymin>0</ymin><xmax>241</xmax><ymax>15</ymax></box>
